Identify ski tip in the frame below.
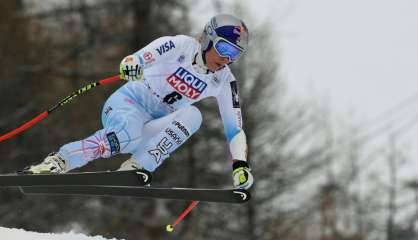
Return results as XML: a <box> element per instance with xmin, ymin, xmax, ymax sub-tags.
<box><xmin>135</xmin><ymin>170</ymin><xmax>152</xmax><ymax>185</ymax></box>
<box><xmin>166</xmin><ymin>224</ymin><xmax>174</xmax><ymax>232</ymax></box>
<box><xmin>233</xmin><ymin>189</ymin><xmax>251</xmax><ymax>203</ymax></box>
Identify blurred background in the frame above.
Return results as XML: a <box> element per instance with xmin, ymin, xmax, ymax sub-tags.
<box><xmin>1</xmin><ymin>0</ymin><xmax>418</xmax><ymax>239</ymax></box>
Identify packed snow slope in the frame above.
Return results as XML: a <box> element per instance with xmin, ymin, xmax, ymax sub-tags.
<box><xmin>0</xmin><ymin>227</ymin><xmax>122</xmax><ymax>240</ymax></box>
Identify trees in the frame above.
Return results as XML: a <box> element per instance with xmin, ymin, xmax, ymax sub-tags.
<box><xmin>0</xmin><ymin>2</ymin><xmax>335</xmax><ymax>238</ymax></box>
<box><xmin>0</xmin><ymin>1</ymin><xmax>189</xmax><ymax>239</ymax></box>
<box><xmin>2</xmin><ymin>1</ymin><xmax>416</xmax><ymax>239</ymax></box>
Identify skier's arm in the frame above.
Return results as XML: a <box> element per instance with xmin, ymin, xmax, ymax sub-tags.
<box><xmin>120</xmin><ymin>35</ymin><xmax>187</xmax><ymax>81</ymax></box>
<box><xmin>216</xmin><ymin>77</ymin><xmax>253</xmax><ymax>190</ymax></box>
<box><xmin>133</xmin><ymin>35</ymin><xmax>186</xmax><ymax>68</ymax></box>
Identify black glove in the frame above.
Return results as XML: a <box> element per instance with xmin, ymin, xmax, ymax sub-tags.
<box><xmin>232</xmin><ymin>160</ymin><xmax>254</xmax><ymax>190</ymax></box>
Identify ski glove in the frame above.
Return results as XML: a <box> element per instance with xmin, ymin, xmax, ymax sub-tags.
<box><xmin>119</xmin><ymin>55</ymin><xmax>144</xmax><ymax>81</ymax></box>
<box><xmin>232</xmin><ymin>160</ymin><xmax>254</xmax><ymax>190</ymax></box>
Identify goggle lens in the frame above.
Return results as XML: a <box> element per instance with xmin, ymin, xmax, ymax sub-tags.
<box><xmin>214</xmin><ymin>39</ymin><xmax>242</xmax><ymax>61</ymax></box>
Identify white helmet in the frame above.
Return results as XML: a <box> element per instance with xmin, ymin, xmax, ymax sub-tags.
<box><xmin>200</xmin><ymin>14</ymin><xmax>249</xmax><ymax>62</ymax></box>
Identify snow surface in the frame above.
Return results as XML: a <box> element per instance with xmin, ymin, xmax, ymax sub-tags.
<box><xmin>0</xmin><ymin>227</ymin><xmax>122</xmax><ymax>240</ymax></box>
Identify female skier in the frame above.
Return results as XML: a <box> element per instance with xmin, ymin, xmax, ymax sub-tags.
<box><xmin>24</xmin><ymin>14</ymin><xmax>254</xmax><ymax>190</ymax></box>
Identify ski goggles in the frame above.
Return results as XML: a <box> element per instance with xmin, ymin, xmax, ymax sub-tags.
<box><xmin>213</xmin><ymin>38</ymin><xmax>244</xmax><ymax>62</ymax></box>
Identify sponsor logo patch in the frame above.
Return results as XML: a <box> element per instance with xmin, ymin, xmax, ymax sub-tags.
<box><xmin>236</xmin><ymin>110</ymin><xmax>242</xmax><ymax>128</ymax></box>
<box><xmin>212</xmin><ymin>75</ymin><xmax>220</xmax><ymax>84</ymax></box>
<box><xmin>234</xmin><ymin>24</ymin><xmax>248</xmax><ymax>47</ymax></box>
<box><xmin>143</xmin><ymin>51</ymin><xmax>155</xmax><ymax>64</ymax></box>
<box><xmin>172</xmin><ymin>120</ymin><xmax>190</xmax><ymax>137</ymax></box>
<box><xmin>166</xmin><ymin>67</ymin><xmax>207</xmax><ymax>99</ymax></box>
<box><xmin>148</xmin><ymin>137</ymin><xmax>172</xmax><ymax>164</ymax></box>
<box><xmin>177</xmin><ymin>54</ymin><xmax>185</xmax><ymax>63</ymax></box>
<box><xmin>106</xmin><ymin>132</ymin><xmax>120</xmax><ymax>155</ymax></box>
<box><xmin>165</xmin><ymin>128</ymin><xmax>183</xmax><ymax>145</ymax></box>
<box><xmin>156</xmin><ymin>40</ymin><xmax>175</xmax><ymax>55</ymax></box>
<box><xmin>230</xmin><ymin>81</ymin><xmax>240</xmax><ymax>108</ymax></box>
<box><xmin>104</xmin><ymin>106</ymin><xmax>113</xmax><ymax>116</ymax></box>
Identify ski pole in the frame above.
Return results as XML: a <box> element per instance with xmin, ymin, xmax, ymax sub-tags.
<box><xmin>166</xmin><ymin>200</ymin><xmax>199</xmax><ymax>232</ymax></box>
<box><xmin>0</xmin><ymin>75</ymin><xmax>121</xmax><ymax>143</ymax></box>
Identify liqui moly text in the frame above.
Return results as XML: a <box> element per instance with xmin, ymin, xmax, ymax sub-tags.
<box><xmin>166</xmin><ymin>67</ymin><xmax>207</xmax><ymax>99</ymax></box>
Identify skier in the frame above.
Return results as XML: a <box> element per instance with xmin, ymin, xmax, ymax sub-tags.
<box><xmin>24</xmin><ymin>14</ymin><xmax>254</xmax><ymax>190</ymax></box>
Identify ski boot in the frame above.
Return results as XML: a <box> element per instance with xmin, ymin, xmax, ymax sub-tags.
<box><xmin>22</xmin><ymin>152</ymin><xmax>68</xmax><ymax>174</ymax></box>
<box><xmin>118</xmin><ymin>158</ymin><xmax>151</xmax><ymax>186</ymax></box>
<box><xmin>118</xmin><ymin>157</ymin><xmax>143</xmax><ymax>171</ymax></box>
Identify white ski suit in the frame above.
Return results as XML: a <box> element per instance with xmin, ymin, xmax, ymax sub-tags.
<box><xmin>58</xmin><ymin>35</ymin><xmax>247</xmax><ymax>172</ymax></box>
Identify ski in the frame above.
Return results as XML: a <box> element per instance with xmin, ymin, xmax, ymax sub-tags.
<box><xmin>0</xmin><ymin>170</ymin><xmax>152</xmax><ymax>187</ymax></box>
<box><xmin>21</xmin><ymin>186</ymin><xmax>250</xmax><ymax>203</ymax></box>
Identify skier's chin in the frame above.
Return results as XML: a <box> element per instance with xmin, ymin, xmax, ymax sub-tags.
<box><xmin>208</xmin><ymin>62</ymin><xmax>224</xmax><ymax>72</ymax></box>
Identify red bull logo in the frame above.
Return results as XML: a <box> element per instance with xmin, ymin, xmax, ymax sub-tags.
<box><xmin>166</xmin><ymin>67</ymin><xmax>207</xmax><ymax>99</ymax></box>
<box><xmin>233</xmin><ymin>24</ymin><xmax>248</xmax><ymax>48</ymax></box>
<box><xmin>234</xmin><ymin>26</ymin><xmax>246</xmax><ymax>35</ymax></box>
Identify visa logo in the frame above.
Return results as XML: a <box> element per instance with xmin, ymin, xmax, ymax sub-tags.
<box><xmin>166</xmin><ymin>67</ymin><xmax>207</xmax><ymax>99</ymax></box>
<box><xmin>156</xmin><ymin>40</ymin><xmax>175</xmax><ymax>55</ymax></box>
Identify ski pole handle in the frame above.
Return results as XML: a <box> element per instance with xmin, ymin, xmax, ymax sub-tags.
<box><xmin>0</xmin><ymin>75</ymin><xmax>121</xmax><ymax>143</ymax></box>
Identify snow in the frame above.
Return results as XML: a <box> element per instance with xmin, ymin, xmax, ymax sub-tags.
<box><xmin>0</xmin><ymin>227</ymin><xmax>122</xmax><ymax>240</ymax></box>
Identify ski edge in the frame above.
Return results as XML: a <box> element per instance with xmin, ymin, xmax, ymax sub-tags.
<box><xmin>0</xmin><ymin>169</ymin><xmax>152</xmax><ymax>187</ymax></box>
<box><xmin>20</xmin><ymin>186</ymin><xmax>251</xmax><ymax>204</ymax></box>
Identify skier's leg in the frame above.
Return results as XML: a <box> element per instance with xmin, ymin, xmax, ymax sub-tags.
<box><xmin>56</xmin><ymin>92</ymin><xmax>152</xmax><ymax>171</ymax></box>
<box><xmin>130</xmin><ymin>105</ymin><xmax>202</xmax><ymax>172</ymax></box>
